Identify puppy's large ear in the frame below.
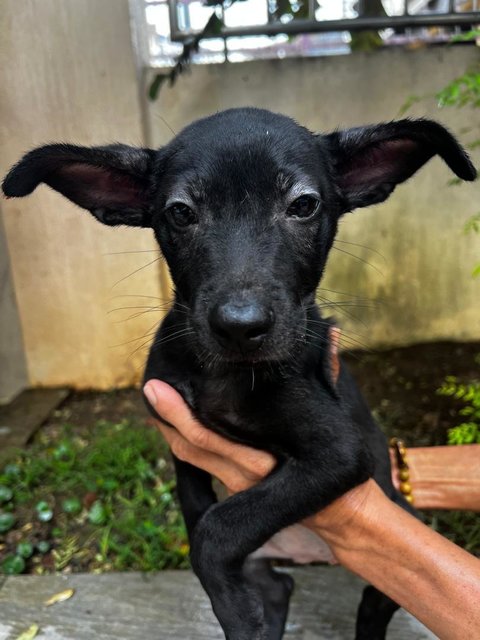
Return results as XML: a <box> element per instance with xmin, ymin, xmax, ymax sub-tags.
<box><xmin>324</xmin><ymin>119</ymin><xmax>476</xmax><ymax>212</ymax></box>
<box><xmin>2</xmin><ymin>143</ymin><xmax>156</xmax><ymax>227</ymax></box>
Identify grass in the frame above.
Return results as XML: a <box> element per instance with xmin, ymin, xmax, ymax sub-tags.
<box><xmin>0</xmin><ymin>418</ymin><xmax>189</xmax><ymax>575</ymax></box>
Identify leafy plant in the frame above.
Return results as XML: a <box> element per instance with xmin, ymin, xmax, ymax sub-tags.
<box><xmin>62</xmin><ymin>497</ymin><xmax>82</xmax><ymax>515</ymax></box>
<box><xmin>435</xmin><ymin>55</ymin><xmax>480</xmax><ymax>241</ymax></box>
<box><xmin>16</xmin><ymin>542</ymin><xmax>34</xmax><ymax>559</ymax></box>
<box><xmin>35</xmin><ymin>500</ymin><xmax>53</xmax><ymax>522</ymax></box>
<box><xmin>0</xmin><ymin>486</ymin><xmax>13</xmax><ymax>503</ymax></box>
<box><xmin>437</xmin><ymin>377</ymin><xmax>480</xmax><ymax>445</ymax></box>
<box><xmin>0</xmin><ymin>418</ymin><xmax>189</xmax><ymax>575</ymax></box>
<box><xmin>0</xmin><ymin>512</ymin><xmax>15</xmax><ymax>534</ymax></box>
<box><xmin>436</xmin><ymin>68</ymin><xmax>480</xmax><ymax>109</ymax></box>
<box><xmin>1</xmin><ymin>554</ymin><xmax>26</xmax><ymax>575</ymax></box>
<box><xmin>52</xmin><ymin>535</ymin><xmax>81</xmax><ymax>571</ymax></box>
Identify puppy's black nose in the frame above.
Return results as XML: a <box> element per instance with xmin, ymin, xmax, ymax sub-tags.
<box><xmin>209</xmin><ymin>302</ymin><xmax>273</xmax><ymax>352</ymax></box>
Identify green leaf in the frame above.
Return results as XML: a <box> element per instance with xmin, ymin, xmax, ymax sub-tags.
<box><xmin>15</xmin><ymin>624</ymin><xmax>39</xmax><ymax>640</ymax></box>
<box><xmin>160</xmin><ymin>492</ymin><xmax>172</xmax><ymax>504</ymax></box>
<box><xmin>62</xmin><ymin>497</ymin><xmax>82</xmax><ymax>515</ymax></box>
<box><xmin>464</xmin><ymin>213</ymin><xmax>480</xmax><ymax>234</ymax></box>
<box><xmin>36</xmin><ymin>540</ymin><xmax>51</xmax><ymax>554</ymax></box>
<box><xmin>204</xmin><ymin>13</ymin><xmax>223</xmax><ymax>37</ymax></box>
<box><xmin>0</xmin><ymin>511</ymin><xmax>15</xmax><ymax>533</ymax></box>
<box><xmin>1</xmin><ymin>554</ymin><xmax>25</xmax><ymax>575</ymax></box>
<box><xmin>3</xmin><ymin>463</ymin><xmax>20</xmax><ymax>477</ymax></box>
<box><xmin>0</xmin><ymin>485</ymin><xmax>13</xmax><ymax>503</ymax></box>
<box><xmin>88</xmin><ymin>500</ymin><xmax>107</xmax><ymax>525</ymax></box>
<box><xmin>450</xmin><ymin>29</ymin><xmax>480</xmax><ymax>43</ymax></box>
<box><xmin>53</xmin><ymin>441</ymin><xmax>74</xmax><ymax>461</ymax></box>
<box><xmin>103</xmin><ymin>479</ymin><xmax>119</xmax><ymax>491</ymax></box>
<box><xmin>148</xmin><ymin>74</ymin><xmax>167</xmax><ymax>101</ymax></box>
<box><xmin>448</xmin><ymin>422</ymin><xmax>480</xmax><ymax>445</ymax></box>
<box><xmin>467</xmin><ymin>139</ymin><xmax>480</xmax><ymax>150</ymax></box>
<box><xmin>35</xmin><ymin>500</ymin><xmax>53</xmax><ymax>522</ymax></box>
<box><xmin>16</xmin><ymin>541</ymin><xmax>34</xmax><ymax>558</ymax></box>
<box><xmin>447</xmin><ymin>177</ymin><xmax>462</xmax><ymax>187</ymax></box>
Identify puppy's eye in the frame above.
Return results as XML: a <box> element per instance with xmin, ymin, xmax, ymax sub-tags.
<box><xmin>166</xmin><ymin>203</ymin><xmax>198</xmax><ymax>228</ymax></box>
<box><xmin>286</xmin><ymin>195</ymin><xmax>320</xmax><ymax>219</ymax></box>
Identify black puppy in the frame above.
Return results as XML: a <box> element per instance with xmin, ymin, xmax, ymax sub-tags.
<box><xmin>3</xmin><ymin>108</ymin><xmax>476</xmax><ymax>640</ymax></box>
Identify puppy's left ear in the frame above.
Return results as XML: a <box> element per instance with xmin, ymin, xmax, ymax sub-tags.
<box><xmin>324</xmin><ymin>119</ymin><xmax>477</xmax><ymax>212</ymax></box>
<box><xmin>2</xmin><ymin>143</ymin><xmax>156</xmax><ymax>227</ymax></box>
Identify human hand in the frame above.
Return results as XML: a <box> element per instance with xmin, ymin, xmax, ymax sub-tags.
<box><xmin>143</xmin><ymin>379</ymin><xmax>276</xmax><ymax>494</ymax></box>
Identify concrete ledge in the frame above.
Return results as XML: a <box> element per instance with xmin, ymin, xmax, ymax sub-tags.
<box><xmin>0</xmin><ymin>566</ymin><xmax>436</xmax><ymax>639</ymax></box>
<box><xmin>0</xmin><ymin>388</ymin><xmax>69</xmax><ymax>463</ymax></box>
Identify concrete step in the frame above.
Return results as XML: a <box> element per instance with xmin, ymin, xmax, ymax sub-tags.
<box><xmin>0</xmin><ymin>566</ymin><xmax>436</xmax><ymax>639</ymax></box>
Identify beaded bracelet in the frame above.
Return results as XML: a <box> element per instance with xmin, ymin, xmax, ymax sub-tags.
<box><xmin>390</xmin><ymin>437</ymin><xmax>414</xmax><ymax>505</ymax></box>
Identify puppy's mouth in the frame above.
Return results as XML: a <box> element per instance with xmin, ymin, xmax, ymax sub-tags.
<box><xmin>207</xmin><ymin>346</ymin><xmax>283</xmax><ymax>365</ymax></box>
<box><xmin>195</xmin><ymin>327</ymin><xmax>306</xmax><ymax>368</ymax></box>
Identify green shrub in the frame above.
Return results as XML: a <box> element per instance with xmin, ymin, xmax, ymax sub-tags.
<box><xmin>437</xmin><ymin>377</ymin><xmax>480</xmax><ymax>445</ymax></box>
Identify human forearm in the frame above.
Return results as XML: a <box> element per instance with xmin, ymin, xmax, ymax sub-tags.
<box><xmin>307</xmin><ymin>479</ymin><xmax>480</xmax><ymax>640</ymax></box>
<box><xmin>391</xmin><ymin>445</ymin><xmax>480</xmax><ymax>510</ymax></box>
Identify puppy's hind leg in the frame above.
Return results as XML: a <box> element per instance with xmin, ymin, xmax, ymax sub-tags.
<box><xmin>244</xmin><ymin>558</ymin><xmax>294</xmax><ymax>640</ymax></box>
<box><xmin>355</xmin><ymin>585</ymin><xmax>399</xmax><ymax>640</ymax></box>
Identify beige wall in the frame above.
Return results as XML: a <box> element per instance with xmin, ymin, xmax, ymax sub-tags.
<box><xmin>148</xmin><ymin>46</ymin><xmax>480</xmax><ymax>349</ymax></box>
<box><xmin>0</xmin><ymin>0</ymin><xmax>166</xmax><ymax>390</ymax></box>
<box><xmin>1</xmin><ymin>2</ymin><xmax>478</xmax><ymax>391</ymax></box>
<box><xmin>0</xmin><ymin>205</ymin><xmax>28</xmax><ymax>402</ymax></box>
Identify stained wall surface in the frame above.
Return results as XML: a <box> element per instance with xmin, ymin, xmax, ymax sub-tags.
<box><xmin>0</xmin><ymin>0</ymin><xmax>166</xmax><ymax>390</ymax></box>
<box><xmin>0</xmin><ymin>206</ymin><xmax>28</xmax><ymax>402</ymax></box>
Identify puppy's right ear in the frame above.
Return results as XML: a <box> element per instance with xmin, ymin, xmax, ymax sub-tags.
<box><xmin>2</xmin><ymin>143</ymin><xmax>156</xmax><ymax>227</ymax></box>
<box><xmin>324</xmin><ymin>119</ymin><xmax>476</xmax><ymax>213</ymax></box>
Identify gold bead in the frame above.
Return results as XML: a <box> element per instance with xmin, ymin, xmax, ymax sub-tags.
<box><xmin>405</xmin><ymin>494</ymin><xmax>414</xmax><ymax>505</ymax></box>
<box><xmin>400</xmin><ymin>481</ymin><xmax>412</xmax><ymax>495</ymax></box>
<box><xmin>399</xmin><ymin>469</ymin><xmax>410</xmax><ymax>481</ymax></box>
<box><xmin>398</xmin><ymin>446</ymin><xmax>407</xmax><ymax>458</ymax></box>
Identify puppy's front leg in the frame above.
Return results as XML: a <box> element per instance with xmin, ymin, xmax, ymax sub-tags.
<box><xmin>190</xmin><ymin>430</ymin><xmax>372</xmax><ymax>640</ymax></box>
<box><xmin>173</xmin><ymin>455</ymin><xmax>217</xmax><ymax>538</ymax></box>
<box><xmin>143</xmin><ymin>377</ymin><xmax>218</xmax><ymax>537</ymax></box>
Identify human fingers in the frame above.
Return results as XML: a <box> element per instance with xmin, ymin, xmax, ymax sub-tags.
<box><xmin>144</xmin><ymin>379</ymin><xmax>276</xmax><ymax>481</ymax></box>
<box><xmin>155</xmin><ymin>419</ymin><xmax>260</xmax><ymax>493</ymax></box>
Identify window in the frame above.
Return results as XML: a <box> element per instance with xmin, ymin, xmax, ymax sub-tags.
<box><xmin>131</xmin><ymin>0</ymin><xmax>480</xmax><ymax>68</ymax></box>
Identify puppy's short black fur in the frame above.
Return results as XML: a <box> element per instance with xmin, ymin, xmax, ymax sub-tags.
<box><xmin>3</xmin><ymin>108</ymin><xmax>476</xmax><ymax>639</ymax></box>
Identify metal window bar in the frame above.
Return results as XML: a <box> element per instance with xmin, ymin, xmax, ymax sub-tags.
<box><xmin>166</xmin><ymin>0</ymin><xmax>480</xmax><ymax>42</ymax></box>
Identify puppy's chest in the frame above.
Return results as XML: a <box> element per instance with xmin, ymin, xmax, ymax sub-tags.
<box><xmin>192</xmin><ymin>374</ymin><xmax>291</xmax><ymax>451</ymax></box>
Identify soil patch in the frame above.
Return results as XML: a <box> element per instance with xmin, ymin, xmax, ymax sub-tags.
<box><xmin>343</xmin><ymin>340</ymin><xmax>480</xmax><ymax>446</ymax></box>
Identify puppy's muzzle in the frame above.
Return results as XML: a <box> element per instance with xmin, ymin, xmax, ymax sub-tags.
<box><xmin>208</xmin><ymin>300</ymin><xmax>274</xmax><ymax>352</ymax></box>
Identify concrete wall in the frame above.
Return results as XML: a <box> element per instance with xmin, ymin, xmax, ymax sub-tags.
<box><xmin>0</xmin><ymin>206</ymin><xmax>28</xmax><ymax>402</ymax></box>
<box><xmin>0</xmin><ymin>0</ymin><xmax>166</xmax><ymax>390</ymax></box>
<box><xmin>148</xmin><ymin>46</ymin><xmax>480</xmax><ymax>349</ymax></box>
